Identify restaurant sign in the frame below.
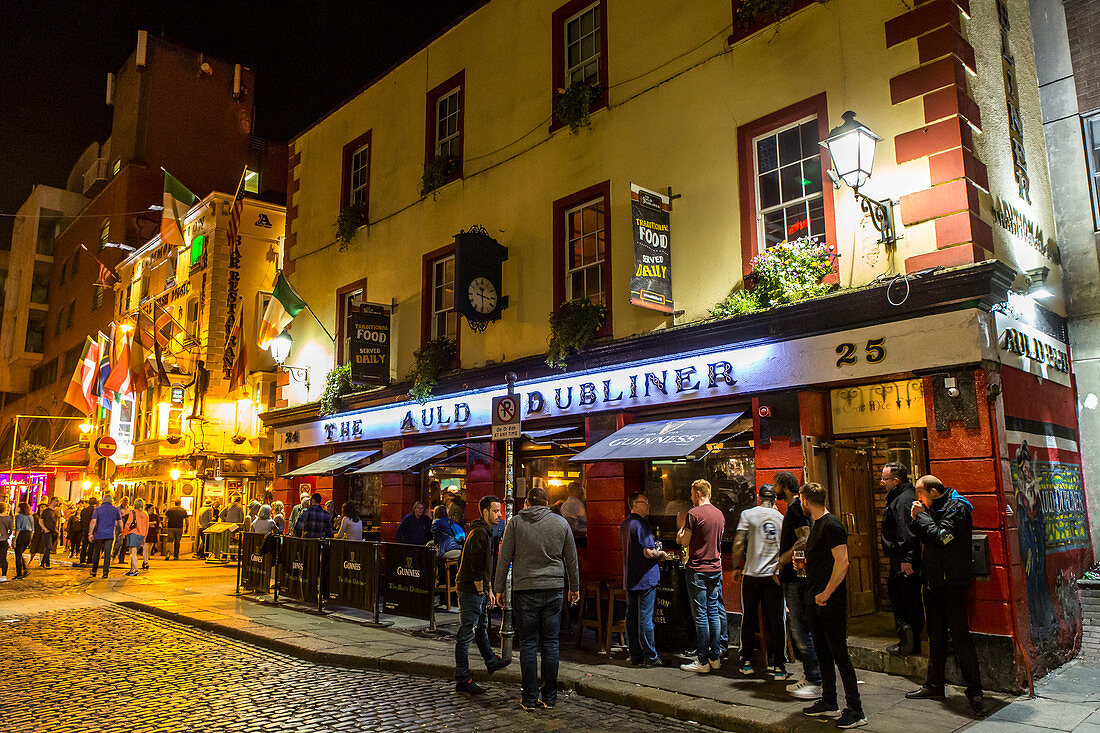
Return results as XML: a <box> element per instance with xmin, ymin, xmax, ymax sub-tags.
<box><xmin>994</xmin><ymin>311</ymin><xmax>1071</xmax><ymax>387</ymax></box>
<box><xmin>830</xmin><ymin>379</ymin><xmax>926</xmax><ymax>435</ymax></box>
<box><xmin>275</xmin><ymin>309</ymin><xmax>987</xmax><ymax>451</ymax></box>
<box><xmin>629</xmin><ymin>184</ymin><xmax>673</xmax><ymax>313</ymax></box>
<box><xmin>348</xmin><ymin>303</ymin><xmax>391</xmax><ymax>386</ymax></box>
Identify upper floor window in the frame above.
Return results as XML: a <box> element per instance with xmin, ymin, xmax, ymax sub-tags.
<box><xmin>552</xmin><ymin>181</ymin><xmax>612</xmax><ymax>336</ymax></box>
<box><xmin>25</xmin><ymin>312</ymin><xmax>45</xmax><ymax>354</ymax></box>
<box><xmin>92</xmin><ymin>287</ymin><xmax>104</xmax><ymax>311</ymax></box>
<box><xmin>336</xmin><ymin>279</ymin><xmax>368</xmax><ymax>366</ymax></box>
<box><xmin>60</xmin><ymin>257</ymin><xmax>68</xmax><ymax>285</ymax></box>
<box><xmin>244</xmin><ymin>168</ymin><xmax>260</xmax><ymax>194</ymax></box>
<box><xmin>341</xmin><ymin>130</ymin><xmax>372</xmax><ymax>209</ymax></box>
<box><xmin>565</xmin><ymin>3</ymin><xmax>602</xmax><ymax>86</ymax></box>
<box><xmin>430</xmin><ymin>254</ymin><xmax>458</xmax><ymax>341</ymax></box>
<box><xmin>754</xmin><ymin>117</ymin><xmax>825</xmax><ymax>248</ymax></box>
<box><xmin>66</xmin><ymin>301</ymin><xmax>75</xmax><ymax>329</ymax></box>
<box><xmin>71</xmin><ymin>249</ymin><xmax>80</xmax><ymax>277</ymax></box>
<box><xmin>99</xmin><ymin>219</ymin><xmax>110</xmax><ymax>251</ymax></box>
<box><xmin>1085</xmin><ymin>112</ymin><xmax>1100</xmax><ymax>230</ymax></box>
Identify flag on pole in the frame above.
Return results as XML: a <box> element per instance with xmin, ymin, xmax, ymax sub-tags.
<box><xmin>227</xmin><ymin>166</ymin><xmax>247</xmax><ymax>247</ymax></box>
<box><xmin>81</xmin><ymin>244</ymin><xmax>119</xmax><ymax>288</ymax></box>
<box><xmin>129</xmin><ymin>333</ymin><xmax>150</xmax><ymax>395</ymax></box>
<box><xmin>229</xmin><ymin>306</ymin><xmax>249</xmax><ymax>394</ymax></box>
<box><xmin>63</xmin><ymin>337</ymin><xmax>100</xmax><ymax>415</ymax></box>
<box><xmin>135</xmin><ymin>308</ymin><xmax>157</xmax><ymax>350</ymax></box>
<box><xmin>104</xmin><ymin>330</ymin><xmax>132</xmax><ymax>395</ymax></box>
<box><xmin>162</xmin><ymin>170</ymin><xmax>197</xmax><ymax>248</ymax></box>
<box><xmin>258</xmin><ymin>272</ymin><xmax>306</xmax><ymax>348</ymax></box>
<box><xmin>95</xmin><ymin>327</ymin><xmax>115</xmax><ymax>410</ymax></box>
<box><xmin>153</xmin><ymin>304</ymin><xmax>174</xmax><ymax>348</ymax></box>
<box><xmin>153</xmin><ymin>337</ymin><xmax>171</xmax><ymax>387</ymax></box>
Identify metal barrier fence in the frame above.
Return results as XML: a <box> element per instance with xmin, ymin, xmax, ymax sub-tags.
<box><xmin>236</xmin><ymin>533</ymin><xmax>438</xmax><ymax>628</ymax></box>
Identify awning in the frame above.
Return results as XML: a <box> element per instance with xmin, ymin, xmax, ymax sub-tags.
<box><xmin>353</xmin><ymin>444</ymin><xmax>449</xmax><ymax>474</ymax></box>
<box><xmin>569</xmin><ymin>413</ymin><xmax>744</xmax><ymax>462</ymax></box>
<box><xmin>282</xmin><ymin>449</ymin><xmax>378</xmax><ymax>477</ymax></box>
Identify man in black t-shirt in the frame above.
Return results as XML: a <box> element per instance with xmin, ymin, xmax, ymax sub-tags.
<box><xmin>773</xmin><ymin>472</ymin><xmax>821</xmax><ymax>699</ymax></box>
<box><xmin>798</xmin><ymin>482</ymin><xmax>865</xmax><ymax>729</ymax></box>
<box><xmin>164</xmin><ymin>500</ymin><xmax>189</xmax><ymax>560</ymax></box>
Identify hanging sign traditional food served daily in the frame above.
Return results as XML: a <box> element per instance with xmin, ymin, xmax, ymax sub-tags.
<box><xmin>348</xmin><ymin>303</ymin><xmax>391</xmax><ymax>386</ymax></box>
<box><xmin>629</xmin><ymin>184</ymin><xmax>673</xmax><ymax>314</ymax></box>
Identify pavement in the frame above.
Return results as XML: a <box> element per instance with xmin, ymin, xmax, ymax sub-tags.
<box><xmin>966</xmin><ymin>657</ymin><xmax>1100</xmax><ymax>733</ymax></box>
<box><xmin>0</xmin><ymin>555</ymin><xmax>1017</xmax><ymax>732</ymax></box>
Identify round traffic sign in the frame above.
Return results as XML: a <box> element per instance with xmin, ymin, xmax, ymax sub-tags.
<box><xmin>495</xmin><ymin>396</ymin><xmax>517</xmax><ymax>423</ymax></box>
<box><xmin>94</xmin><ymin>436</ymin><xmax>118</xmax><ymax>458</ymax></box>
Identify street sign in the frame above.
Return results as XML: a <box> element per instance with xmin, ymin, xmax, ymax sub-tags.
<box><xmin>492</xmin><ymin>394</ymin><xmax>521</xmax><ymax>440</ymax></box>
<box><xmin>94</xmin><ymin>436</ymin><xmax>117</xmax><ymax>458</ymax></box>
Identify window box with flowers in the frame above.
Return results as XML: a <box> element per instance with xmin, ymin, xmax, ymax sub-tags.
<box><xmin>709</xmin><ymin>237</ymin><xmax>838</xmax><ymax>318</ymax></box>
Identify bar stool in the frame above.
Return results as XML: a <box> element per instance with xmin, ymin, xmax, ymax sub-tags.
<box><xmin>436</xmin><ymin>558</ymin><xmax>459</xmax><ymax>610</ymax></box>
<box><xmin>575</xmin><ymin>580</ymin><xmax>603</xmax><ymax>650</ymax></box>
<box><xmin>604</xmin><ymin>586</ymin><xmax>628</xmax><ymax>655</ymax></box>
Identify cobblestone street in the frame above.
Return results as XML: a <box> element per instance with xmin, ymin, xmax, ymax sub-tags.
<box><xmin>2</xmin><ymin>603</ymin><xmax>718</xmax><ymax>733</ymax></box>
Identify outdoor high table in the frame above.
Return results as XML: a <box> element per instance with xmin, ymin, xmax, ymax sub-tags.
<box><xmin>204</xmin><ymin>522</ymin><xmax>242</xmax><ymax>563</ymax></box>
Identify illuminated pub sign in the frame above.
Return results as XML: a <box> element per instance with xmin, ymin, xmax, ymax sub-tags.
<box><xmin>830</xmin><ymin>379</ymin><xmax>926</xmax><ymax>434</ymax></box>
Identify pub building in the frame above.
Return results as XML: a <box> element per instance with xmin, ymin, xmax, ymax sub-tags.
<box><xmin>262</xmin><ymin>0</ymin><xmax>1090</xmax><ymax>691</ymax></box>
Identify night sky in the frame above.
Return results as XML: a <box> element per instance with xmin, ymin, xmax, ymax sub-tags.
<box><xmin>0</xmin><ymin>1</ymin><xmax>482</xmax><ymax>245</ymax></box>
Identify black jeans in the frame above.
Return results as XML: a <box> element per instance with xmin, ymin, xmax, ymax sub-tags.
<box><xmin>888</xmin><ymin>558</ymin><xmax>924</xmax><ymax>640</ymax></box>
<box><xmin>514</xmin><ymin>588</ymin><xmax>563</xmax><ymax>707</ymax></box>
<box><xmin>925</xmin><ymin>584</ymin><xmax>983</xmax><ymax>698</ymax></box>
<box><xmin>166</xmin><ymin>528</ymin><xmax>184</xmax><ymax>559</ymax></box>
<box><xmin>92</xmin><ymin>538</ymin><xmax>114</xmax><ymax>576</ymax></box>
<box><xmin>0</xmin><ymin>540</ymin><xmax>8</xmax><ymax>577</ymax></box>
<box><xmin>739</xmin><ymin>574</ymin><xmax>785</xmax><ymax>666</ymax></box>
<box><xmin>13</xmin><ymin>530</ymin><xmax>31</xmax><ymax>577</ymax></box>
<box><xmin>806</xmin><ymin>593</ymin><xmax>861</xmax><ymax>714</ymax></box>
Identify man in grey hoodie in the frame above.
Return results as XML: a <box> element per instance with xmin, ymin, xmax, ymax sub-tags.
<box><xmin>494</xmin><ymin>487</ymin><xmax>580</xmax><ymax>711</ymax></box>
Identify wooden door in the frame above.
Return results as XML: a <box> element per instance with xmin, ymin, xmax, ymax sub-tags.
<box><xmin>831</xmin><ymin>446</ymin><xmax>876</xmax><ymax>616</ymax></box>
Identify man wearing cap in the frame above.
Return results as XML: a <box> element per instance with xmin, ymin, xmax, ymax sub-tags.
<box><xmin>732</xmin><ymin>483</ymin><xmax>787</xmax><ymax>678</ymax></box>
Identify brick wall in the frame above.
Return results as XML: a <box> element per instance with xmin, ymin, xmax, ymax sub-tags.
<box><xmin>1065</xmin><ymin>0</ymin><xmax>1100</xmax><ymax>114</ymax></box>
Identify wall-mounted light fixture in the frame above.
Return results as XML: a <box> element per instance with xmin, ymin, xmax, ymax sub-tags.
<box><xmin>1025</xmin><ymin>266</ymin><xmax>1053</xmax><ymax>300</ymax></box>
<box><xmin>822</xmin><ymin>111</ymin><xmax>898</xmax><ymax>247</ymax></box>
<box><xmin>268</xmin><ymin>330</ymin><xmax>311</xmax><ymax>395</ymax></box>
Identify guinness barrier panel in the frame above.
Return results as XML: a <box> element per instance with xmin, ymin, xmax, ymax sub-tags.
<box><xmin>379</xmin><ymin>542</ymin><xmax>436</xmax><ymax>622</ymax></box>
<box><xmin>240</xmin><ymin>532</ymin><xmax>274</xmax><ymax>592</ymax></box>
<box><xmin>328</xmin><ymin>540</ymin><xmax>378</xmax><ymax>612</ymax></box>
<box><xmin>278</xmin><ymin>537</ymin><xmax>322</xmax><ymax>604</ymax></box>
<box><xmin>654</xmin><ymin>562</ymin><xmax>693</xmax><ymax>653</ymax></box>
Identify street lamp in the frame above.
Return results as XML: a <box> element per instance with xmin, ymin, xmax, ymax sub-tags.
<box><xmin>170</xmin><ymin>467</ymin><xmax>182</xmax><ymax>481</ymax></box>
<box><xmin>267</xmin><ymin>330</ymin><xmax>311</xmax><ymax>395</ymax></box>
<box><xmin>822</xmin><ymin>111</ymin><xmax>897</xmax><ymax>247</ymax></box>
<box><xmin>1026</xmin><ymin>266</ymin><xmax>1053</xmax><ymax>300</ymax></box>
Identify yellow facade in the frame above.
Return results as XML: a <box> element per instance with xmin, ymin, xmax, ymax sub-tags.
<box><xmin>281</xmin><ymin>0</ymin><xmax>1060</xmax><ymax>406</ymax></box>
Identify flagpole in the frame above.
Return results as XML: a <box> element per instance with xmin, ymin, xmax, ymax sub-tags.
<box><xmin>282</xmin><ymin>272</ymin><xmax>335</xmax><ymax>342</ymax></box>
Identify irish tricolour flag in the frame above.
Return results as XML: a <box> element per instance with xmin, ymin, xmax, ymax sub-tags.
<box><xmin>258</xmin><ymin>272</ymin><xmax>306</xmax><ymax>348</ymax></box>
<box><xmin>162</xmin><ymin>170</ymin><xmax>197</xmax><ymax>248</ymax></box>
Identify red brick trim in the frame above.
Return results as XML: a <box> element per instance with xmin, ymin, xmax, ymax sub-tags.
<box><xmin>917</xmin><ymin>25</ymin><xmax>976</xmax><ymax>72</ymax></box>
<box><xmin>923</xmin><ymin>86</ymin><xmax>982</xmax><ymax>129</ymax></box>
<box><xmin>890</xmin><ymin>56</ymin><xmax>968</xmax><ymax>106</ymax></box>
<box><xmin>904</xmin><ymin>242</ymin><xmax>991</xmax><ymax>272</ymax></box>
<box><xmin>929</xmin><ymin>148</ymin><xmax>988</xmax><ymax>190</ymax></box>
<box><xmin>899</xmin><ymin>178</ymin><xmax>981</xmax><ymax>226</ymax></box>
<box><xmin>885</xmin><ymin>0</ymin><xmax>963</xmax><ymax>48</ymax></box>
<box><xmin>550</xmin><ymin>0</ymin><xmax>609</xmax><ymax>133</ymax></box>
<box><xmin>894</xmin><ymin>116</ymin><xmax>972</xmax><ymax>165</ymax></box>
<box><xmin>934</xmin><ymin>211</ymin><xmax>993</xmax><ymax>250</ymax></box>
<box><xmin>552</xmin><ymin>180</ymin><xmax>613</xmax><ymax>338</ymax></box>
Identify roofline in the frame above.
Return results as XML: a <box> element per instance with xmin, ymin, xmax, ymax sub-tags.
<box><xmin>291</xmin><ymin>0</ymin><xmax>492</xmax><ymax>143</ymax></box>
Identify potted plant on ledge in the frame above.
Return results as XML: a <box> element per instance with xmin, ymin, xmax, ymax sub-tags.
<box><xmin>709</xmin><ymin>236</ymin><xmax>838</xmax><ymax>318</ymax></box>
<box><xmin>553</xmin><ymin>80</ymin><xmax>603</xmax><ymax>134</ymax></box>
<box><xmin>547</xmin><ymin>299</ymin><xmax>608</xmax><ymax>370</ymax></box>
<box><xmin>334</xmin><ymin>202</ymin><xmax>370</xmax><ymax>252</ymax></box>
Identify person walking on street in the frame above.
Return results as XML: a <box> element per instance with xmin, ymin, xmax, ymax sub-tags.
<box><xmin>494</xmin><ymin>488</ymin><xmax>580</xmax><ymax>711</ymax></box>
<box><xmin>115</xmin><ymin>497</ymin><xmax>131</xmax><ymax>565</ymax></box>
<box><xmin>293</xmin><ymin>493</ymin><xmax>333</xmax><ymax>539</ymax></box>
<box><xmin>678</xmin><ymin>479</ymin><xmax>727</xmax><ymax>674</ymax></box>
<box><xmin>39</xmin><ymin>498</ymin><xmax>60</xmax><ymax>569</ymax></box>
<box><xmin>88</xmin><ymin>495</ymin><xmax>122</xmax><ymax>579</ymax></box>
<box><xmin>880</xmin><ymin>461</ymin><xmax>923</xmax><ymax>656</ymax></box>
<box><xmin>799</xmin><ymin>482</ymin><xmax>866</xmax><ymax>729</ymax></box>
<box><xmin>396</xmin><ymin>502</ymin><xmax>430</xmax><ymax>544</ymax></box>
<box><xmin>79</xmin><ymin>498</ymin><xmax>98</xmax><ymax>565</ymax></box>
<box><xmin>619</xmin><ymin>492</ymin><xmax>670</xmax><ymax>667</ymax></box>
<box><xmin>124</xmin><ymin>498</ymin><xmax>149</xmax><ymax>576</ymax></box>
<box><xmin>196</xmin><ymin>500</ymin><xmax>214</xmax><ymax>557</ymax></box>
<box><xmin>0</xmin><ymin>502</ymin><xmax>13</xmax><ymax>581</ymax></box>
<box><xmin>732</xmin><ymin>483</ymin><xmax>786</xmax><ymax>678</ymax></box>
<box><xmin>13</xmin><ymin>502</ymin><xmax>34</xmax><ymax>580</ymax></box>
<box><xmin>904</xmin><ymin>475</ymin><xmax>986</xmax><ymax>718</ymax></box>
<box><xmin>454</xmin><ymin>495</ymin><xmax>509</xmax><ymax>694</ymax></box>
<box><xmin>773</xmin><ymin>472</ymin><xmax>822</xmax><ymax>700</ymax></box>
<box><xmin>27</xmin><ymin>504</ymin><xmax>44</xmax><ymax>566</ymax></box>
<box><xmin>146</xmin><ymin>504</ymin><xmax>161</xmax><ymax>558</ymax></box>
<box><xmin>67</xmin><ymin>502</ymin><xmax>83</xmax><ymax>559</ymax></box>
<box><xmin>164</xmin><ymin>500</ymin><xmax>189</xmax><ymax>560</ymax></box>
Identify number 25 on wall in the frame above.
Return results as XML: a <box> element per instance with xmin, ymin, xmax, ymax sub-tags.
<box><xmin>836</xmin><ymin>338</ymin><xmax>886</xmax><ymax>368</ymax></box>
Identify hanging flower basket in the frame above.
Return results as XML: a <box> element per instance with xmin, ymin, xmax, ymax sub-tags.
<box><xmin>407</xmin><ymin>337</ymin><xmax>458</xmax><ymax>403</ymax></box>
<box><xmin>547</xmin><ymin>299</ymin><xmax>607</xmax><ymax>370</ymax></box>
<box><xmin>553</xmin><ymin>81</ymin><xmax>603</xmax><ymax>134</ymax></box>
<box><xmin>709</xmin><ymin>236</ymin><xmax>838</xmax><ymax>318</ymax></box>
<box><xmin>334</xmin><ymin>202</ymin><xmax>370</xmax><ymax>252</ymax></box>
<box><xmin>421</xmin><ymin>156</ymin><xmax>462</xmax><ymax>196</ymax></box>
<box><xmin>320</xmin><ymin>364</ymin><xmax>355</xmax><ymax>416</ymax></box>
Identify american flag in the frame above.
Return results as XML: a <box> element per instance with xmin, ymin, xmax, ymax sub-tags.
<box><xmin>227</xmin><ymin>166</ymin><xmax>247</xmax><ymax>247</ymax></box>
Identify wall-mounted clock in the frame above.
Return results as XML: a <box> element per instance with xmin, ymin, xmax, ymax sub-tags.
<box><xmin>454</xmin><ymin>226</ymin><xmax>508</xmax><ymax>330</ymax></box>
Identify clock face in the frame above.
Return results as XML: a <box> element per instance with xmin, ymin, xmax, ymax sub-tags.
<box><xmin>467</xmin><ymin>277</ymin><xmax>498</xmax><ymax>315</ymax></box>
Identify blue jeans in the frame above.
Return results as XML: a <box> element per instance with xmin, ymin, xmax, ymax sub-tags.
<box><xmin>784</xmin><ymin>581</ymin><xmax>820</xmax><ymax>683</ymax></box>
<box><xmin>514</xmin><ymin>588</ymin><xmax>563</xmax><ymax>706</ymax></box>
<box><xmin>687</xmin><ymin>569</ymin><xmax>723</xmax><ymax>664</ymax></box>
<box><xmin>455</xmin><ymin>591</ymin><xmax>498</xmax><ymax>681</ymax></box>
<box><xmin>626</xmin><ymin>586</ymin><xmax>658</xmax><ymax>663</ymax></box>
<box><xmin>41</xmin><ymin>534</ymin><xmax>53</xmax><ymax>568</ymax></box>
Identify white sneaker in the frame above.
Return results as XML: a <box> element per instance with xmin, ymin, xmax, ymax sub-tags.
<box><xmin>791</xmin><ymin>682</ymin><xmax>823</xmax><ymax>699</ymax></box>
<box><xmin>0</xmin><ymin>576</ymin><xmax>6</xmax><ymax>582</ymax></box>
<box><xmin>709</xmin><ymin>658</ymin><xmax>722</xmax><ymax>670</ymax></box>
<box><xmin>786</xmin><ymin>676</ymin><xmax>807</xmax><ymax>692</ymax></box>
<box><xmin>680</xmin><ymin>660</ymin><xmax>711</xmax><ymax>673</ymax></box>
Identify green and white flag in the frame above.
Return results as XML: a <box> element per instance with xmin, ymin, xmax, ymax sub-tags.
<box><xmin>161</xmin><ymin>170</ymin><xmax>197</xmax><ymax>248</ymax></box>
<box><xmin>258</xmin><ymin>272</ymin><xmax>306</xmax><ymax>347</ymax></box>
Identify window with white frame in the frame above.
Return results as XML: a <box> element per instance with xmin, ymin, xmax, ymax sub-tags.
<box><xmin>430</xmin><ymin>255</ymin><xmax>458</xmax><ymax>341</ymax></box>
<box><xmin>339</xmin><ymin>286</ymin><xmax>365</xmax><ymax>365</ymax></box>
<box><xmin>565</xmin><ymin>2</ymin><xmax>601</xmax><ymax>86</ymax></box>
<box><xmin>754</xmin><ymin>117</ymin><xmax>825</xmax><ymax>248</ymax></box>
<box><xmin>435</xmin><ymin>88</ymin><xmax>461</xmax><ymax>161</ymax></box>
<box><xmin>348</xmin><ymin>142</ymin><xmax>370</xmax><ymax>206</ymax></box>
<box><xmin>1085</xmin><ymin>113</ymin><xmax>1100</xmax><ymax>230</ymax></box>
<box><xmin>564</xmin><ymin>198</ymin><xmax>606</xmax><ymax>305</ymax></box>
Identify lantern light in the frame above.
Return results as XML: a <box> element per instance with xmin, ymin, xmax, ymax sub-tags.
<box><xmin>822</xmin><ymin>110</ymin><xmax>897</xmax><ymax>247</ymax></box>
<box><xmin>268</xmin><ymin>330</ymin><xmax>293</xmax><ymax>366</ymax></box>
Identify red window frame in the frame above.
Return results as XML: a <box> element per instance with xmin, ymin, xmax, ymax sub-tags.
<box><xmin>335</xmin><ymin>277</ymin><xmax>369</xmax><ymax>366</ymax></box>
<box><xmin>420</xmin><ymin>243</ymin><xmax>461</xmax><ymax>359</ymax></box>
<box><xmin>424</xmin><ymin>70</ymin><xmax>465</xmax><ymax>181</ymax></box>
<box><xmin>551</xmin><ymin>0</ymin><xmax>609</xmax><ymax>133</ymax></box>
<box><xmin>736</xmin><ymin>93</ymin><xmax>837</xmax><ymax>276</ymax></box>
<box><xmin>728</xmin><ymin>0</ymin><xmax>817</xmax><ymax>44</ymax></box>
<box><xmin>552</xmin><ymin>180</ymin><xmax>612</xmax><ymax>339</ymax></box>
<box><xmin>340</xmin><ymin>129</ymin><xmax>372</xmax><ymax>210</ymax></box>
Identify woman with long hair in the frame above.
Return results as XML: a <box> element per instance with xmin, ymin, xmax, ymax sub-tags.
<box><xmin>0</xmin><ymin>502</ymin><xmax>12</xmax><ymax>581</ymax></box>
<box><xmin>124</xmin><ymin>498</ymin><xmax>149</xmax><ymax>576</ymax></box>
<box><xmin>115</xmin><ymin>496</ymin><xmax>131</xmax><ymax>565</ymax></box>
<box><xmin>335</xmin><ymin>501</ymin><xmax>363</xmax><ymax>541</ymax></box>
<box><xmin>13</xmin><ymin>502</ymin><xmax>34</xmax><ymax>580</ymax></box>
